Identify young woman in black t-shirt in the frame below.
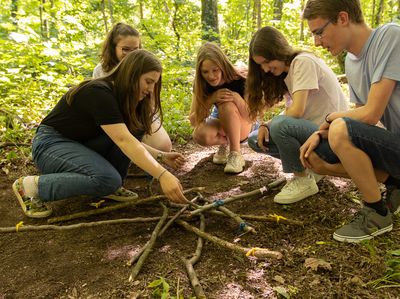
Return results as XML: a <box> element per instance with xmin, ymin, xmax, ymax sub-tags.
<box><xmin>12</xmin><ymin>50</ymin><xmax>187</xmax><ymax>218</ymax></box>
<box><xmin>189</xmin><ymin>42</ymin><xmax>253</xmax><ymax>174</ymax></box>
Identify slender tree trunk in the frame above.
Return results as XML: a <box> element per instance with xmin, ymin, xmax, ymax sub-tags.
<box><xmin>139</xmin><ymin>0</ymin><xmax>143</xmax><ymax>19</ymax></box>
<box><xmin>40</xmin><ymin>0</ymin><xmax>49</xmax><ymax>39</ymax></box>
<box><xmin>253</xmin><ymin>0</ymin><xmax>261</xmax><ymax>30</ymax></box>
<box><xmin>101</xmin><ymin>0</ymin><xmax>108</xmax><ymax>34</ymax></box>
<box><xmin>201</xmin><ymin>0</ymin><xmax>220</xmax><ymax>43</ymax></box>
<box><xmin>371</xmin><ymin>0</ymin><xmax>376</xmax><ymax>25</ymax></box>
<box><xmin>374</xmin><ymin>0</ymin><xmax>384</xmax><ymax>27</ymax></box>
<box><xmin>273</xmin><ymin>0</ymin><xmax>283</xmax><ymax>21</ymax></box>
<box><xmin>11</xmin><ymin>0</ymin><xmax>18</xmax><ymax>25</ymax></box>
<box><xmin>108</xmin><ymin>0</ymin><xmax>114</xmax><ymax>25</ymax></box>
<box><xmin>300</xmin><ymin>0</ymin><xmax>305</xmax><ymax>41</ymax></box>
<box><xmin>172</xmin><ymin>0</ymin><xmax>181</xmax><ymax>60</ymax></box>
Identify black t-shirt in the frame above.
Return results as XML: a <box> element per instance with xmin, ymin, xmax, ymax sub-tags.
<box><xmin>41</xmin><ymin>81</ymin><xmax>129</xmax><ymax>142</ymax></box>
<box><xmin>205</xmin><ymin>77</ymin><xmax>246</xmax><ymax>98</ymax></box>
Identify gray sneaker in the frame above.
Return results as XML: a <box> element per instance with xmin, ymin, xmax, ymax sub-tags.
<box><xmin>384</xmin><ymin>185</ymin><xmax>400</xmax><ymax>215</ymax></box>
<box><xmin>333</xmin><ymin>206</ymin><xmax>393</xmax><ymax>243</ymax></box>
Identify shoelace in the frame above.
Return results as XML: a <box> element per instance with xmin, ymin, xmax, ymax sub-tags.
<box><xmin>349</xmin><ymin>208</ymin><xmax>379</xmax><ymax>235</ymax></box>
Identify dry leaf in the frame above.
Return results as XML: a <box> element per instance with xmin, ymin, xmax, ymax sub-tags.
<box><xmin>304</xmin><ymin>258</ymin><xmax>332</xmax><ymax>271</ymax></box>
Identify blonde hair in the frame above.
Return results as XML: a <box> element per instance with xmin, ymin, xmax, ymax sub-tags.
<box><xmin>192</xmin><ymin>42</ymin><xmax>243</xmax><ymax>125</ymax></box>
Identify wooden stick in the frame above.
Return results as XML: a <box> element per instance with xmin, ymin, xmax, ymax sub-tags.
<box><xmin>176</xmin><ymin>219</ymin><xmax>283</xmax><ymax>260</ymax></box>
<box><xmin>0</xmin><ymin>217</ymin><xmax>167</xmax><ymax>233</ymax></box>
<box><xmin>190</xmin><ymin>178</ymin><xmax>285</xmax><ymax>216</ymax></box>
<box><xmin>127</xmin><ymin>195</ymin><xmax>200</xmax><ymax>266</ymax></box>
<box><xmin>182</xmin><ymin>214</ymin><xmax>206</xmax><ymax>299</ymax></box>
<box><xmin>47</xmin><ymin>187</ymin><xmax>205</xmax><ymax>224</ymax></box>
<box><xmin>129</xmin><ymin>203</ymin><xmax>169</xmax><ymax>282</ymax></box>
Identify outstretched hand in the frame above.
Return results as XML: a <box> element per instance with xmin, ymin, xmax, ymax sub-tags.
<box><xmin>159</xmin><ymin>171</ymin><xmax>188</xmax><ymax>203</ymax></box>
<box><xmin>162</xmin><ymin>152</ymin><xmax>186</xmax><ymax>169</ymax></box>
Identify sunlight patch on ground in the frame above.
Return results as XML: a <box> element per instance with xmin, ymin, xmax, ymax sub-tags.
<box><xmin>215</xmin><ymin>282</ymin><xmax>254</xmax><ymax>299</ymax></box>
<box><xmin>102</xmin><ymin>245</ymin><xmax>141</xmax><ymax>261</ymax></box>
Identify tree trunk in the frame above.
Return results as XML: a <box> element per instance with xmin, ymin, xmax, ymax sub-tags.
<box><xmin>11</xmin><ymin>0</ymin><xmax>18</xmax><ymax>25</ymax></box>
<box><xmin>299</xmin><ymin>0</ymin><xmax>305</xmax><ymax>41</ymax></box>
<box><xmin>139</xmin><ymin>0</ymin><xmax>144</xmax><ymax>19</ymax></box>
<box><xmin>253</xmin><ymin>0</ymin><xmax>261</xmax><ymax>30</ymax></box>
<box><xmin>107</xmin><ymin>0</ymin><xmax>114</xmax><ymax>25</ymax></box>
<box><xmin>101</xmin><ymin>0</ymin><xmax>108</xmax><ymax>34</ymax></box>
<box><xmin>172</xmin><ymin>0</ymin><xmax>181</xmax><ymax>60</ymax></box>
<box><xmin>374</xmin><ymin>0</ymin><xmax>384</xmax><ymax>27</ymax></box>
<box><xmin>39</xmin><ymin>0</ymin><xmax>49</xmax><ymax>39</ymax></box>
<box><xmin>201</xmin><ymin>0</ymin><xmax>220</xmax><ymax>43</ymax></box>
<box><xmin>273</xmin><ymin>0</ymin><xmax>283</xmax><ymax>21</ymax></box>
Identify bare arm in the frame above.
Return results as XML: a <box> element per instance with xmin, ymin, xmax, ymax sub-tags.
<box><xmin>284</xmin><ymin>89</ymin><xmax>309</xmax><ymax>118</ymax></box>
<box><xmin>101</xmin><ymin>123</ymin><xmax>187</xmax><ymax>203</ymax></box>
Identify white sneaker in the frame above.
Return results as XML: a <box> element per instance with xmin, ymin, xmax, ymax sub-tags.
<box><xmin>213</xmin><ymin>145</ymin><xmax>228</xmax><ymax>164</ymax></box>
<box><xmin>224</xmin><ymin>151</ymin><xmax>245</xmax><ymax>173</ymax></box>
<box><xmin>306</xmin><ymin>169</ymin><xmax>325</xmax><ymax>183</ymax></box>
<box><xmin>274</xmin><ymin>174</ymin><xmax>319</xmax><ymax>204</ymax></box>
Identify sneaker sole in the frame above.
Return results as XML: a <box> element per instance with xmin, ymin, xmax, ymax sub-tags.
<box><xmin>274</xmin><ymin>186</ymin><xmax>319</xmax><ymax>204</ymax></box>
<box><xmin>212</xmin><ymin>158</ymin><xmax>228</xmax><ymax>165</ymax></box>
<box><xmin>12</xmin><ymin>178</ymin><xmax>52</xmax><ymax>218</ymax></box>
<box><xmin>333</xmin><ymin>224</ymin><xmax>393</xmax><ymax>243</ymax></box>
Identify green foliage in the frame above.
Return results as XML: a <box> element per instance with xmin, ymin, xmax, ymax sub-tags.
<box><xmin>147</xmin><ymin>277</ymin><xmax>193</xmax><ymax>299</ymax></box>
<box><xmin>0</xmin><ymin>0</ymin><xmax>398</xmax><ymax>147</ymax></box>
<box><xmin>368</xmin><ymin>249</ymin><xmax>400</xmax><ymax>289</ymax></box>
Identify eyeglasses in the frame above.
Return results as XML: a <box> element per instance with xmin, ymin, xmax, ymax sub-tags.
<box><xmin>311</xmin><ymin>20</ymin><xmax>331</xmax><ymax>39</ymax></box>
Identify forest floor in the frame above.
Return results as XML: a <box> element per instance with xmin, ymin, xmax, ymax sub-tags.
<box><xmin>0</xmin><ymin>141</ymin><xmax>399</xmax><ymax>299</ymax></box>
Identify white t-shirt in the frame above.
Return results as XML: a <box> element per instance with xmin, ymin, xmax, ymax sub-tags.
<box><xmin>346</xmin><ymin>23</ymin><xmax>400</xmax><ymax>133</ymax></box>
<box><xmin>93</xmin><ymin>63</ymin><xmax>108</xmax><ymax>78</ymax></box>
<box><xmin>284</xmin><ymin>52</ymin><xmax>348</xmax><ymax>125</ymax></box>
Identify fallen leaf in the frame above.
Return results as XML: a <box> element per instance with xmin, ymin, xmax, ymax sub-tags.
<box><xmin>273</xmin><ymin>275</ymin><xmax>285</xmax><ymax>284</ymax></box>
<box><xmin>304</xmin><ymin>258</ymin><xmax>332</xmax><ymax>271</ymax></box>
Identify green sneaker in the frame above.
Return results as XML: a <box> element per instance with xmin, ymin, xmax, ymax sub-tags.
<box><xmin>333</xmin><ymin>206</ymin><xmax>392</xmax><ymax>243</ymax></box>
<box><xmin>384</xmin><ymin>185</ymin><xmax>400</xmax><ymax>215</ymax></box>
<box><xmin>103</xmin><ymin>186</ymin><xmax>139</xmax><ymax>202</ymax></box>
<box><xmin>12</xmin><ymin>177</ymin><xmax>53</xmax><ymax>218</ymax></box>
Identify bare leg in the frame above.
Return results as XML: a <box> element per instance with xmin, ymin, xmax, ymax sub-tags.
<box><xmin>217</xmin><ymin>102</ymin><xmax>252</xmax><ymax>152</ymax></box>
<box><xmin>142</xmin><ymin>122</ymin><xmax>172</xmax><ymax>152</ymax></box>
<box><xmin>328</xmin><ymin>119</ymin><xmax>381</xmax><ymax>203</ymax></box>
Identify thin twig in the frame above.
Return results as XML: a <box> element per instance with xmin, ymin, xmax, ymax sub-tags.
<box><xmin>190</xmin><ymin>178</ymin><xmax>285</xmax><ymax>216</ymax></box>
<box><xmin>47</xmin><ymin>187</ymin><xmax>205</xmax><ymax>224</ymax></box>
<box><xmin>177</xmin><ymin>219</ymin><xmax>283</xmax><ymax>260</ymax></box>
<box><xmin>129</xmin><ymin>203</ymin><xmax>169</xmax><ymax>282</ymax></box>
<box><xmin>182</xmin><ymin>214</ymin><xmax>206</xmax><ymax>299</ymax></box>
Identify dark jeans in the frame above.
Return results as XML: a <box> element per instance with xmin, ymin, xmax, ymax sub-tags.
<box><xmin>32</xmin><ymin>125</ymin><xmax>130</xmax><ymax>202</ymax></box>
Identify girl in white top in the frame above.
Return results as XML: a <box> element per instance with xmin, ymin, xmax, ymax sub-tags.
<box><xmin>93</xmin><ymin>22</ymin><xmax>172</xmax><ymax>152</ymax></box>
<box><xmin>247</xmin><ymin>26</ymin><xmax>348</xmax><ymax>204</ymax></box>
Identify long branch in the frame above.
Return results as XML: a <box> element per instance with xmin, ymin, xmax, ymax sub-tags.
<box><xmin>190</xmin><ymin>178</ymin><xmax>285</xmax><ymax>216</ymax></box>
<box><xmin>47</xmin><ymin>187</ymin><xmax>204</xmax><ymax>224</ymax></box>
<box><xmin>182</xmin><ymin>214</ymin><xmax>206</xmax><ymax>298</ymax></box>
<box><xmin>177</xmin><ymin>220</ymin><xmax>283</xmax><ymax>260</ymax></box>
<box><xmin>129</xmin><ymin>203</ymin><xmax>169</xmax><ymax>282</ymax></box>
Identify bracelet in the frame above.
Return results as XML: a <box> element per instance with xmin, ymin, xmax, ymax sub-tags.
<box><xmin>157</xmin><ymin>169</ymin><xmax>168</xmax><ymax>180</ymax></box>
<box><xmin>325</xmin><ymin>113</ymin><xmax>332</xmax><ymax>124</ymax></box>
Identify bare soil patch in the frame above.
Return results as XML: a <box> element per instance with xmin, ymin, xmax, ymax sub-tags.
<box><xmin>0</xmin><ymin>141</ymin><xmax>399</xmax><ymax>298</ymax></box>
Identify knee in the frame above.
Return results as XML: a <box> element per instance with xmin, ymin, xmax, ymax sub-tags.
<box><xmin>269</xmin><ymin>115</ymin><xmax>290</xmax><ymax>139</ymax></box>
<box><xmin>217</xmin><ymin>102</ymin><xmax>239</xmax><ymax>115</ymax></box>
<box><xmin>93</xmin><ymin>172</ymin><xmax>122</xmax><ymax>195</ymax></box>
<box><xmin>192</xmin><ymin>125</ymin><xmax>217</xmax><ymax>146</ymax></box>
<box><xmin>328</xmin><ymin>118</ymin><xmax>350</xmax><ymax>152</ymax></box>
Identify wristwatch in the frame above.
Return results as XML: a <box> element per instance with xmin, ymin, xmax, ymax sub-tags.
<box><xmin>156</xmin><ymin>152</ymin><xmax>164</xmax><ymax>162</ymax></box>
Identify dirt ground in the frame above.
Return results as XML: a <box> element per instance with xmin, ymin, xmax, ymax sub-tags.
<box><xmin>0</xmin><ymin>141</ymin><xmax>399</xmax><ymax>299</ymax></box>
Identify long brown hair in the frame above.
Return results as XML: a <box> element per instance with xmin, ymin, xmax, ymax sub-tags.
<box><xmin>66</xmin><ymin>49</ymin><xmax>162</xmax><ymax>136</ymax></box>
<box><xmin>100</xmin><ymin>22</ymin><xmax>141</xmax><ymax>73</ymax></box>
<box><xmin>193</xmin><ymin>42</ymin><xmax>243</xmax><ymax>125</ymax></box>
<box><xmin>247</xmin><ymin>26</ymin><xmax>301</xmax><ymax>120</ymax></box>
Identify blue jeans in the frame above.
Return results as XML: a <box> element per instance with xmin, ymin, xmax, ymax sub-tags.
<box><xmin>248</xmin><ymin>115</ymin><xmax>337</xmax><ymax>173</ymax></box>
<box><xmin>32</xmin><ymin>125</ymin><xmax>130</xmax><ymax>202</ymax></box>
